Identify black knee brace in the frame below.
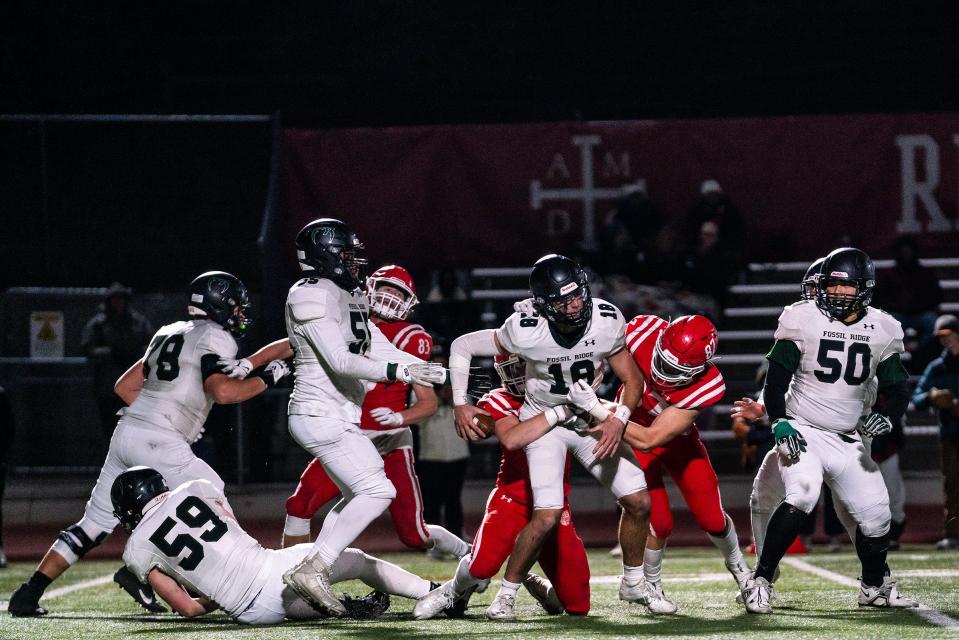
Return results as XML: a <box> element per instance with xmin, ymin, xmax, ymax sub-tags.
<box><xmin>855</xmin><ymin>527</ymin><xmax>890</xmax><ymax>587</ymax></box>
<box><xmin>57</xmin><ymin>524</ymin><xmax>108</xmax><ymax>558</ymax></box>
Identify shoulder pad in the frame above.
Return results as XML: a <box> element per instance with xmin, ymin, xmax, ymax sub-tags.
<box><xmin>197</xmin><ymin>324</ymin><xmax>238</xmax><ymax>358</ymax></box>
<box><xmin>288</xmin><ymin>284</ymin><xmax>330</xmax><ymax>322</ymax></box>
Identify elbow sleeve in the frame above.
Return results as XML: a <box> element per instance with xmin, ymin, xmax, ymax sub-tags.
<box><xmin>880</xmin><ymin>380</ymin><xmax>910</xmax><ymax>423</ymax></box>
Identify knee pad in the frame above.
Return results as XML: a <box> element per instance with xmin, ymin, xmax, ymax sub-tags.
<box><xmin>857</xmin><ymin>502</ymin><xmax>892</xmax><ymax>538</ymax></box>
<box><xmin>54</xmin><ymin>522</ymin><xmax>109</xmax><ymax>563</ymax></box>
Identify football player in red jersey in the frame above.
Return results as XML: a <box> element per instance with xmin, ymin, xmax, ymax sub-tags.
<box><xmin>568</xmin><ymin>315</ymin><xmax>750</xmax><ymax>614</ymax></box>
<box><xmin>413</xmin><ymin>354</ymin><xmax>591</xmax><ymax>620</ymax></box>
<box><xmin>282</xmin><ymin>265</ymin><xmax>469</xmax><ymax>559</ymax></box>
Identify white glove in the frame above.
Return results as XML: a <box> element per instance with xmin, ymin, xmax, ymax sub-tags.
<box><xmin>255</xmin><ymin>359</ymin><xmax>291</xmax><ymax>386</ymax></box>
<box><xmin>218</xmin><ymin>357</ymin><xmax>253</xmax><ymax>379</ymax></box>
<box><xmin>370</xmin><ymin>406</ymin><xmax>404</xmax><ymax>427</ymax></box>
<box><xmin>513</xmin><ymin>298</ymin><xmax>536</xmax><ymax>316</ymax></box>
<box><xmin>859</xmin><ymin>412</ymin><xmax>893</xmax><ymax>438</ymax></box>
<box><xmin>567</xmin><ymin>380</ymin><xmax>609</xmax><ymax>421</ymax></box>
<box><xmin>396</xmin><ymin>361</ymin><xmax>448</xmax><ymax>386</ymax></box>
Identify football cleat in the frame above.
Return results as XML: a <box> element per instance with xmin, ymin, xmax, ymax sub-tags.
<box><xmin>618</xmin><ymin>576</ymin><xmax>650</xmax><ymax>604</ymax></box>
<box><xmin>340</xmin><ymin>590</ymin><xmax>390</xmax><ymax>620</ymax></box>
<box><xmin>282</xmin><ymin>554</ymin><xmax>346</xmax><ymax>617</ymax></box>
<box><xmin>7</xmin><ymin>583</ymin><xmax>48</xmax><ymax>617</ymax></box>
<box><xmin>113</xmin><ymin>566</ymin><xmax>167</xmax><ymax>613</ymax></box>
<box><xmin>413</xmin><ymin>580</ymin><xmax>457</xmax><ymax>620</ymax></box>
<box><xmin>523</xmin><ymin>572</ymin><xmax>563</xmax><ymax>615</ymax></box>
<box><xmin>644</xmin><ymin>581</ymin><xmax>678</xmax><ymax>615</ymax></box>
<box><xmin>742</xmin><ymin>576</ymin><xmax>773</xmax><ymax>614</ymax></box>
<box><xmin>726</xmin><ymin>558</ymin><xmax>752</xmax><ymax>591</ymax></box>
<box><xmin>736</xmin><ymin>580</ymin><xmax>776</xmax><ymax>604</ymax></box>
<box><xmin>858</xmin><ymin>576</ymin><xmax>918</xmax><ymax>608</ymax></box>
<box><xmin>485</xmin><ymin>591</ymin><xmax>517</xmax><ymax>621</ymax></box>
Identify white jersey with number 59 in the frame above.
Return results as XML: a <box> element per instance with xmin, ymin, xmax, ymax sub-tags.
<box><xmin>774</xmin><ymin>301</ymin><xmax>904</xmax><ymax>433</ymax></box>
<box><xmin>123</xmin><ymin>319</ymin><xmax>238</xmax><ymax>443</ymax></box>
<box><xmin>123</xmin><ymin>480</ymin><xmax>274</xmax><ymax>619</ymax></box>
<box><xmin>496</xmin><ymin>298</ymin><xmax>626</xmax><ymax>417</ymax></box>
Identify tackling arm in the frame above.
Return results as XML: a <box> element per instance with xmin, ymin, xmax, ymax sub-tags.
<box><xmin>494</xmin><ymin>406</ymin><xmax>573</xmax><ymax>451</ymax></box>
<box><xmin>147</xmin><ymin>569</ymin><xmax>218</xmax><ymax>618</ymax></box>
<box><xmin>588</xmin><ymin>348</ymin><xmax>645</xmax><ymax>459</ymax></box>
<box><xmin>242</xmin><ymin>338</ymin><xmax>294</xmax><ymax>369</ymax></box>
<box><xmin>622</xmin><ymin>406</ymin><xmax>699</xmax><ymax>452</ymax></box>
<box><xmin>393</xmin><ymin>383</ymin><xmax>439</xmax><ymax>426</ymax></box>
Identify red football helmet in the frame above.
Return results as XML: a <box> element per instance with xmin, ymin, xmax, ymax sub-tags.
<box><xmin>366</xmin><ymin>265</ymin><xmax>418</xmax><ymax>321</ymax></box>
<box><xmin>650</xmin><ymin>315</ymin><xmax>718</xmax><ymax>389</ymax></box>
<box><xmin>494</xmin><ymin>353</ymin><xmax>526</xmax><ymax>397</ymax></box>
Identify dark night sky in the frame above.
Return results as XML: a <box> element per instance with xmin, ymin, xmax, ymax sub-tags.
<box><xmin>2</xmin><ymin>2</ymin><xmax>959</xmax><ymax>126</ymax></box>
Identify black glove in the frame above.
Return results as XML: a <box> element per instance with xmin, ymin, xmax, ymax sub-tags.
<box><xmin>253</xmin><ymin>359</ymin><xmax>292</xmax><ymax>387</ymax></box>
<box><xmin>339</xmin><ymin>590</ymin><xmax>391</xmax><ymax>620</ymax></box>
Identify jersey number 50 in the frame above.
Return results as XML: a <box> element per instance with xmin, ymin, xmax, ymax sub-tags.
<box><xmin>814</xmin><ymin>339</ymin><xmax>871</xmax><ymax>385</ymax></box>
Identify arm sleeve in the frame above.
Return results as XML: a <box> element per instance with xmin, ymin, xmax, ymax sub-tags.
<box><xmin>879</xmin><ymin>380</ymin><xmax>910</xmax><ymax>423</ymax></box>
<box><xmin>450</xmin><ymin>329</ymin><xmax>501</xmax><ymax>405</ymax></box>
<box><xmin>368</xmin><ymin>323</ymin><xmax>424</xmax><ymax>366</ymax></box>
<box><xmin>297</xmin><ymin>317</ymin><xmax>390</xmax><ymax>382</ymax></box>
<box><xmin>766</xmin><ymin>339</ymin><xmax>801</xmax><ymax>373</ymax></box>
<box><xmin>877</xmin><ymin>353</ymin><xmax>909</xmax><ymax>388</ymax></box>
<box><xmin>911</xmin><ymin>362</ymin><xmax>937</xmax><ymax>410</ymax></box>
<box><xmin>762</xmin><ymin>359</ymin><xmax>794</xmax><ymax>421</ymax></box>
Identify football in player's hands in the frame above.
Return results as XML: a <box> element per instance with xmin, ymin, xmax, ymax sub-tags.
<box><xmin>471</xmin><ymin>413</ymin><xmax>496</xmax><ymax>437</ymax></box>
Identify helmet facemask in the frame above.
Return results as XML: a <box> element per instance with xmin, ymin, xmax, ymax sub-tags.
<box><xmin>816</xmin><ymin>277</ymin><xmax>872</xmax><ymax>321</ymax></box>
<box><xmin>494</xmin><ymin>354</ymin><xmax>527</xmax><ymax>397</ymax></box>
<box><xmin>534</xmin><ymin>280</ymin><xmax>592</xmax><ymax>331</ymax></box>
<box><xmin>367</xmin><ymin>280</ymin><xmax>417</xmax><ymax>321</ymax></box>
<box><xmin>650</xmin><ymin>331</ymin><xmax>706</xmax><ymax>390</ymax></box>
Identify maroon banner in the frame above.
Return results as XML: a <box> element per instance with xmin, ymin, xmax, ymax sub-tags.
<box><xmin>282</xmin><ymin>114</ymin><xmax>959</xmax><ymax>271</ymax></box>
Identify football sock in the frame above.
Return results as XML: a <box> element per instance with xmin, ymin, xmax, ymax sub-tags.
<box><xmin>855</xmin><ymin>527</ymin><xmax>890</xmax><ymax>588</ymax></box>
<box><xmin>27</xmin><ymin>571</ymin><xmax>53</xmax><ymax>594</ymax></box>
<box><xmin>643</xmin><ymin>547</ymin><xmax>664</xmax><ymax>584</ymax></box>
<box><xmin>332</xmin><ymin>548</ymin><xmax>431</xmax><ymax>599</ymax></box>
<box><xmin>498</xmin><ymin>579</ymin><xmax>521</xmax><ymax>598</ymax></box>
<box><xmin>312</xmin><ymin>495</ymin><xmax>391</xmax><ymax>567</ymax></box>
<box><xmin>709</xmin><ymin>513</ymin><xmax>746</xmax><ymax>567</ymax></box>
<box><xmin>427</xmin><ymin>525</ymin><xmax>470</xmax><ymax>558</ymax></box>
<box><xmin>452</xmin><ymin>554</ymin><xmax>480</xmax><ymax>596</ymax></box>
<box><xmin>755</xmin><ymin>502</ymin><xmax>809</xmax><ymax>582</ymax></box>
<box><xmin>284</xmin><ymin>515</ymin><xmax>311</xmax><ymax>538</ymax></box>
<box><xmin>623</xmin><ymin>563</ymin><xmax>644</xmax><ymax>586</ymax></box>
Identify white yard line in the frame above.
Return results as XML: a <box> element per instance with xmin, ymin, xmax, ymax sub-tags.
<box><xmin>783</xmin><ymin>557</ymin><xmax>959</xmax><ymax>630</ymax></box>
<box><xmin>0</xmin><ymin>573</ymin><xmax>114</xmax><ymax>609</ymax></box>
<box><xmin>590</xmin><ymin>573</ymin><xmax>730</xmax><ymax>585</ymax></box>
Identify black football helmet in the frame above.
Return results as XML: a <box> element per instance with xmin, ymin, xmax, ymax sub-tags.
<box><xmin>111</xmin><ymin>466</ymin><xmax>170</xmax><ymax>532</ymax></box>
<box><xmin>529</xmin><ymin>254</ymin><xmax>592</xmax><ymax>330</ymax></box>
<box><xmin>815</xmin><ymin>247</ymin><xmax>875</xmax><ymax>321</ymax></box>
<box><xmin>801</xmin><ymin>257</ymin><xmax>825</xmax><ymax>301</ymax></box>
<box><xmin>295</xmin><ymin>218</ymin><xmax>367</xmax><ymax>291</ymax></box>
<box><xmin>189</xmin><ymin>271</ymin><xmax>252</xmax><ymax>337</ymax></box>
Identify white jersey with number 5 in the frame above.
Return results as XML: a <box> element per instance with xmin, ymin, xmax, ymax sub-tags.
<box><xmin>496</xmin><ymin>298</ymin><xmax>626</xmax><ymax>416</ymax></box>
<box><xmin>775</xmin><ymin>301</ymin><xmax>903</xmax><ymax>433</ymax></box>
<box><xmin>123</xmin><ymin>320</ymin><xmax>238</xmax><ymax>443</ymax></box>
<box><xmin>123</xmin><ymin>480</ymin><xmax>273</xmax><ymax>619</ymax></box>
<box><xmin>285</xmin><ymin>276</ymin><xmax>372</xmax><ymax>422</ymax></box>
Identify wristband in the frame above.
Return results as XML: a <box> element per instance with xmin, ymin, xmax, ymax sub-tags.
<box><xmin>544</xmin><ymin>406</ymin><xmax>570</xmax><ymax>427</ymax></box>
<box><xmin>613</xmin><ymin>404</ymin><xmax>632</xmax><ymax>425</ymax></box>
<box><xmin>385</xmin><ymin>362</ymin><xmax>398</xmax><ymax>382</ymax></box>
<box><xmin>587</xmin><ymin>401</ymin><xmax>611</xmax><ymax>422</ymax></box>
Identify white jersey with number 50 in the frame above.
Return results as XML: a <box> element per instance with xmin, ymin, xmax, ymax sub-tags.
<box><xmin>123</xmin><ymin>320</ymin><xmax>238</xmax><ymax>443</ymax></box>
<box><xmin>285</xmin><ymin>276</ymin><xmax>372</xmax><ymax>422</ymax></box>
<box><xmin>123</xmin><ymin>480</ymin><xmax>274</xmax><ymax>619</ymax></box>
<box><xmin>775</xmin><ymin>301</ymin><xmax>904</xmax><ymax>433</ymax></box>
<box><xmin>496</xmin><ymin>298</ymin><xmax>626</xmax><ymax>417</ymax></box>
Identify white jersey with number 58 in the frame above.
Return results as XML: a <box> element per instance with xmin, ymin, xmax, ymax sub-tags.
<box><xmin>496</xmin><ymin>298</ymin><xmax>626</xmax><ymax>417</ymax></box>
<box><xmin>775</xmin><ymin>301</ymin><xmax>904</xmax><ymax>433</ymax></box>
<box><xmin>123</xmin><ymin>320</ymin><xmax>238</xmax><ymax>443</ymax></box>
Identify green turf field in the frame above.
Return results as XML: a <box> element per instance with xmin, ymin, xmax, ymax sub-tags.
<box><xmin>1</xmin><ymin>546</ymin><xmax>957</xmax><ymax>640</ymax></box>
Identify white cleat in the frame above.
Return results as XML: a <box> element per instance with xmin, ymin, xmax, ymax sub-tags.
<box><xmin>413</xmin><ymin>580</ymin><xmax>457</xmax><ymax>620</ymax></box>
<box><xmin>742</xmin><ymin>576</ymin><xmax>773</xmax><ymax>614</ymax></box>
<box><xmin>858</xmin><ymin>576</ymin><xmax>919</xmax><ymax>608</ymax></box>
<box><xmin>485</xmin><ymin>591</ymin><xmax>517</xmax><ymax>621</ymax></box>
<box><xmin>609</xmin><ymin>543</ymin><xmax>623</xmax><ymax>557</ymax></box>
<box><xmin>736</xmin><ymin>581</ymin><xmax>776</xmax><ymax>604</ymax></box>
<box><xmin>618</xmin><ymin>576</ymin><xmax>650</xmax><ymax>605</ymax></box>
<box><xmin>523</xmin><ymin>572</ymin><xmax>563</xmax><ymax>615</ymax></box>
<box><xmin>282</xmin><ymin>554</ymin><xmax>346</xmax><ymax>617</ymax></box>
<box><xmin>726</xmin><ymin>558</ymin><xmax>752</xmax><ymax>591</ymax></box>
<box><xmin>644</xmin><ymin>581</ymin><xmax>678</xmax><ymax>615</ymax></box>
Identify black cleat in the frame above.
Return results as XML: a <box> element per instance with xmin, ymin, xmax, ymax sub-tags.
<box><xmin>113</xmin><ymin>566</ymin><xmax>167</xmax><ymax>613</ymax></box>
<box><xmin>339</xmin><ymin>590</ymin><xmax>391</xmax><ymax>620</ymax></box>
<box><xmin>443</xmin><ymin>584</ymin><xmax>479</xmax><ymax>619</ymax></box>
<box><xmin>8</xmin><ymin>583</ymin><xmax>47</xmax><ymax>617</ymax></box>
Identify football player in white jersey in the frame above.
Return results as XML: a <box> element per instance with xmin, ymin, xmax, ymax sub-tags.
<box><xmin>740</xmin><ymin>247</ymin><xmax>917</xmax><ymax>613</ymax></box>
<box><xmin>280</xmin><ymin>218</ymin><xmax>447</xmax><ymax>617</ymax></box>
<box><xmin>450</xmin><ymin>254</ymin><xmax>650</xmax><ymax>621</ymax></box>
<box><xmin>112</xmin><ymin>467</ymin><xmax>442</xmax><ymax>624</ymax></box>
<box><xmin>8</xmin><ymin>271</ymin><xmax>293</xmax><ymax>617</ymax></box>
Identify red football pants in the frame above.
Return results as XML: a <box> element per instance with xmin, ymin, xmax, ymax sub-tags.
<box><xmin>634</xmin><ymin>432</ymin><xmax>727</xmax><ymax>539</ymax></box>
<box><xmin>469</xmin><ymin>488</ymin><xmax>590</xmax><ymax>615</ymax></box>
<box><xmin>286</xmin><ymin>446</ymin><xmax>431</xmax><ymax>549</ymax></box>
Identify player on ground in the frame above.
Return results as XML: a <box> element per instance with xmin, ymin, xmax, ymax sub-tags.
<box><xmin>281</xmin><ymin>265</ymin><xmax>468</xmax><ymax>559</ymax></box>
<box><xmin>573</xmin><ymin>314</ymin><xmax>750</xmax><ymax>614</ymax></box>
<box><xmin>112</xmin><ymin>467</ymin><xmax>438</xmax><ymax>623</ymax></box>
<box><xmin>280</xmin><ymin>219</ymin><xmax>447</xmax><ymax>617</ymax></box>
<box><xmin>413</xmin><ymin>354</ymin><xmax>590</xmax><ymax>619</ymax></box>
<box><xmin>7</xmin><ymin>271</ymin><xmax>292</xmax><ymax>618</ymax></box>
<box><xmin>450</xmin><ymin>254</ymin><xmax>650</xmax><ymax>621</ymax></box>
<box><xmin>739</xmin><ymin>247</ymin><xmax>917</xmax><ymax>613</ymax></box>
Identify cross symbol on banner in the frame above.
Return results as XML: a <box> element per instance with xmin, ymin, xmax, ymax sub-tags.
<box><xmin>529</xmin><ymin>135</ymin><xmax>631</xmax><ymax>250</ymax></box>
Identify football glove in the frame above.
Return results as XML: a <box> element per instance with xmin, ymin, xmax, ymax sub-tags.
<box><xmin>217</xmin><ymin>357</ymin><xmax>253</xmax><ymax>379</ymax></box>
<box><xmin>567</xmin><ymin>380</ymin><xmax>611</xmax><ymax>422</ymax></box>
<box><xmin>773</xmin><ymin>419</ymin><xmax>806</xmax><ymax>462</ymax></box>
<box><xmin>859</xmin><ymin>412</ymin><xmax>893</xmax><ymax>438</ymax></box>
<box><xmin>339</xmin><ymin>590</ymin><xmax>391</xmax><ymax>620</ymax></box>
<box><xmin>396</xmin><ymin>361</ymin><xmax>448</xmax><ymax>386</ymax></box>
<box><xmin>253</xmin><ymin>359</ymin><xmax>291</xmax><ymax>387</ymax></box>
<box><xmin>513</xmin><ymin>298</ymin><xmax>536</xmax><ymax>316</ymax></box>
<box><xmin>370</xmin><ymin>406</ymin><xmax>404</xmax><ymax>427</ymax></box>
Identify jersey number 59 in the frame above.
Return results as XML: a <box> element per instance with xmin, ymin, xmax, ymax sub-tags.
<box><xmin>148</xmin><ymin>496</ymin><xmax>227</xmax><ymax>571</ymax></box>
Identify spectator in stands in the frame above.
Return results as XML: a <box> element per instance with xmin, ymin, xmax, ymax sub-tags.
<box><xmin>0</xmin><ymin>385</ymin><xmax>14</xmax><ymax>568</ymax></box>
<box><xmin>875</xmin><ymin>236</ymin><xmax>942</xmax><ymax>367</ymax></box>
<box><xmin>597</xmin><ymin>180</ymin><xmax>662</xmax><ymax>282</ymax></box>
<box><xmin>80</xmin><ymin>283</ymin><xmax>153</xmax><ymax>440</ymax></box>
<box><xmin>678</xmin><ymin>220</ymin><xmax>733</xmax><ymax>322</ymax></box>
<box><xmin>415</xmin><ymin>355</ymin><xmax>470</xmax><ymax>559</ymax></box>
<box><xmin>912</xmin><ymin>314</ymin><xmax>959</xmax><ymax>550</ymax></box>
<box><xmin>685</xmin><ymin>179</ymin><xmax>745</xmax><ymax>255</ymax></box>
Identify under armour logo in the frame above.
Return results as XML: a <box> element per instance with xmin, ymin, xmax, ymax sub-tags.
<box><xmin>864</xmin><ymin>324</ymin><xmax>875</xmax><ymax>329</ymax></box>
<box><xmin>584</xmin><ymin>339</ymin><xmax>596</xmax><ymax>346</ymax></box>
